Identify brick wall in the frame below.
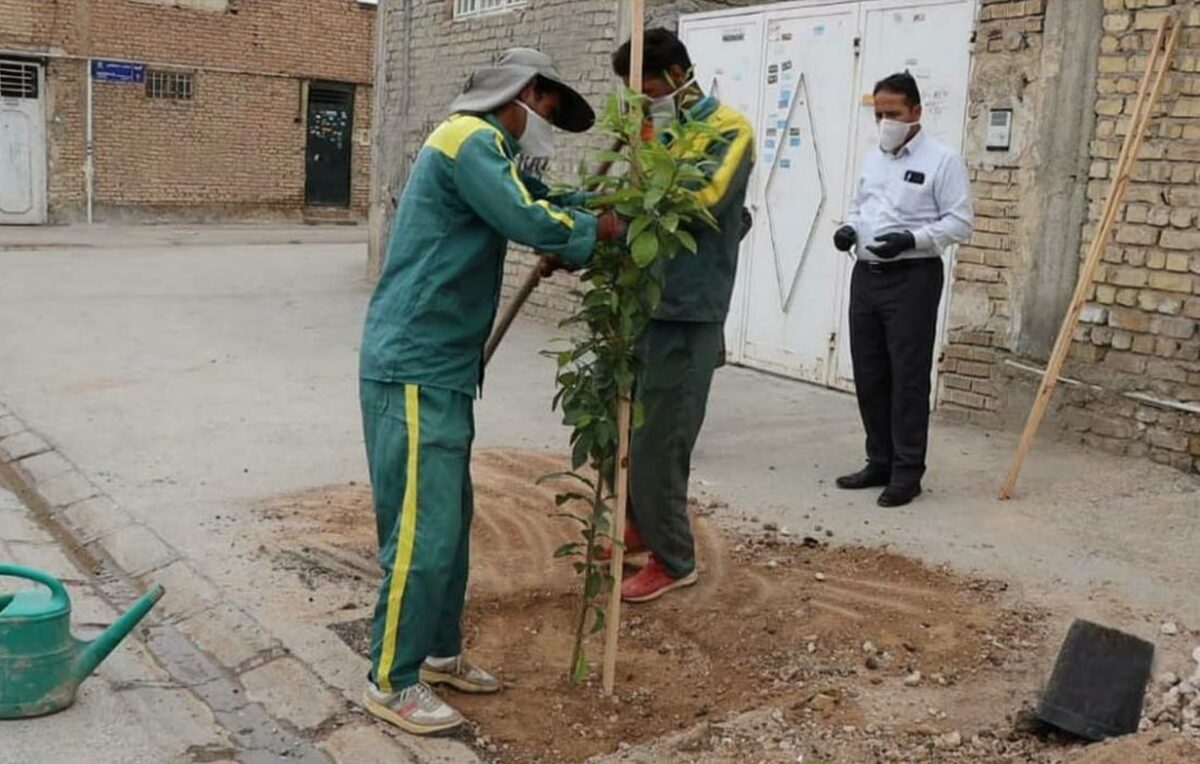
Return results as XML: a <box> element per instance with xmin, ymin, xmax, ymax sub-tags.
<box><xmin>1066</xmin><ymin>1</ymin><xmax>1200</xmax><ymax>471</ymax></box>
<box><xmin>0</xmin><ymin>0</ymin><xmax>375</xmax><ymax>220</ymax></box>
<box><xmin>937</xmin><ymin>0</ymin><xmax>1051</xmax><ymax>417</ymax></box>
<box><xmin>934</xmin><ymin>0</ymin><xmax>1200</xmax><ymax>474</ymax></box>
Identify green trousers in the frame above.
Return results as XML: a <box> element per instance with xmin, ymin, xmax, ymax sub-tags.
<box><xmin>628</xmin><ymin>320</ymin><xmax>723</xmax><ymax>579</ymax></box>
<box><xmin>360</xmin><ymin>380</ymin><xmax>474</xmax><ymax>693</ymax></box>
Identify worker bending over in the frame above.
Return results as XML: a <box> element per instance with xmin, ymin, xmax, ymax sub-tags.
<box><xmin>358</xmin><ymin>48</ymin><xmax>620</xmax><ymax>736</ymax></box>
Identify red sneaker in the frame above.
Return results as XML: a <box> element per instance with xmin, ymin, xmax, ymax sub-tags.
<box><xmin>621</xmin><ymin>555</ymin><xmax>698</xmax><ymax>603</ymax></box>
<box><xmin>596</xmin><ymin>524</ymin><xmax>648</xmax><ymax>562</ymax></box>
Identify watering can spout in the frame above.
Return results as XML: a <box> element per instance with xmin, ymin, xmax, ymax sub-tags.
<box><xmin>74</xmin><ymin>584</ymin><xmax>164</xmax><ymax>680</ymax></box>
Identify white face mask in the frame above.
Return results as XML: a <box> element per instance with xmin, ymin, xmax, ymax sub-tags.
<box><xmin>517</xmin><ymin>101</ymin><xmax>556</xmax><ymax>159</ymax></box>
<box><xmin>878</xmin><ymin>118</ymin><xmax>917</xmax><ymax>153</ymax></box>
<box><xmin>647</xmin><ymin>76</ymin><xmax>696</xmax><ymax>132</ymax></box>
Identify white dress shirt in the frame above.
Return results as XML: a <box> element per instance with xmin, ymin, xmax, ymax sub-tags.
<box><xmin>845</xmin><ymin>129</ymin><xmax>974</xmax><ymax>263</ymax></box>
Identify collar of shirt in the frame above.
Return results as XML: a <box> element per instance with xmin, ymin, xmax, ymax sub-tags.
<box><xmin>683</xmin><ymin>94</ymin><xmax>719</xmax><ymax>123</ymax></box>
<box><xmin>658</xmin><ymin>94</ymin><xmax>721</xmax><ymax>147</ymax></box>
<box><xmin>482</xmin><ymin>112</ymin><xmax>520</xmax><ymax>155</ymax></box>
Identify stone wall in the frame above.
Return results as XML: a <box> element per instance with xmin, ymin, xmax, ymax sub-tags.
<box><xmin>0</xmin><ymin>0</ymin><xmax>375</xmax><ymax>220</ymax></box>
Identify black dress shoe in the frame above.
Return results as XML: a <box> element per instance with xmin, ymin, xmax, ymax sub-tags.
<box><xmin>836</xmin><ymin>466</ymin><xmax>891</xmax><ymax>490</ymax></box>
<box><xmin>878</xmin><ymin>484</ymin><xmax>922</xmax><ymax>507</ymax></box>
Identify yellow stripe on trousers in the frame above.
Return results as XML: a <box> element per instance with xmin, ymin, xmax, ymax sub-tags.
<box><xmin>376</xmin><ymin>383</ymin><xmax>421</xmax><ymax>693</ymax></box>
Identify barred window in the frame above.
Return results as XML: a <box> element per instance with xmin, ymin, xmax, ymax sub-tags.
<box><xmin>0</xmin><ymin>60</ymin><xmax>39</xmax><ymax>99</ymax></box>
<box><xmin>146</xmin><ymin>70</ymin><xmax>193</xmax><ymax>101</ymax></box>
<box><xmin>454</xmin><ymin>0</ymin><xmax>526</xmax><ymax>19</ymax></box>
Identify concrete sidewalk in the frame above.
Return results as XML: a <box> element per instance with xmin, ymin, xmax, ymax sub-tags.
<box><xmin>0</xmin><ymin>482</ymin><xmax>233</xmax><ymax>764</ymax></box>
<box><xmin>0</xmin><ymin>225</ymin><xmax>1198</xmax><ymax>760</ymax></box>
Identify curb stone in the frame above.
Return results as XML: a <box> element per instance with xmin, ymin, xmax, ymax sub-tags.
<box><xmin>0</xmin><ymin>406</ymin><xmax>338</xmax><ymax>763</ymax></box>
<box><xmin>0</xmin><ymin>402</ymin><xmax>479</xmax><ymax>763</ymax></box>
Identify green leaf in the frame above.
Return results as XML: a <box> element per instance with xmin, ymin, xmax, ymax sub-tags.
<box><xmin>626</xmin><ymin>215</ymin><xmax>653</xmax><ymax>245</ymax></box>
<box><xmin>552</xmin><ymin>512</ymin><xmax>590</xmax><ymax>527</ymax></box>
<box><xmin>632</xmin><ymin>399</ymin><xmax>646</xmax><ymax>429</ymax></box>
<box><xmin>554</xmin><ymin>543</ymin><xmax>582</xmax><ymax>558</ymax></box>
<box><xmin>590</xmin><ymin>606</ymin><xmax>606</xmax><ymax>635</ymax></box>
<box><xmin>676</xmin><ymin>228</ymin><xmax>698</xmax><ymax>254</ymax></box>
<box><xmin>571</xmin><ymin>650</ymin><xmax>589</xmax><ymax>683</ymax></box>
<box><xmin>572</xmin><ymin>437</ymin><xmax>590</xmax><ymax>470</ymax></box>
<box><xmin>643</xmin><ymin>187</ymin><xmax>665</xmax><ymax>210</ymax></box>
<box><xmin>585</xmin><ymin>570</ymin><xmax>604</xmax><ymax>599</ymax></box>
<box><xmin>537</xmin><ymin>470</ymin><xmax>596</xmax><ymax>490</ymax></box>
<box><xmin>556</xmin><ymin>491</ymin><xmax>592</xmax><ymax>506</ymax></box>
<box><xmin>631</xmin><ymin>231</ymin><xmax>659</xmax><ymax>268</ymax></box>
<box><xmin>661</xmin><ymin>212</ymin><xmax>680</xmax><ymax>233</ymax></box>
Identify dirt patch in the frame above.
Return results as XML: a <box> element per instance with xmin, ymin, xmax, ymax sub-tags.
<box><xmin>263</xmin><ymin>449</ymin><xmax>1065</xmax><ymax>763</ymax></box>
<box><xmin>1066</xmin><ymin>731</ymin><xmax>1200</xmax><ymax>763</ymax></box>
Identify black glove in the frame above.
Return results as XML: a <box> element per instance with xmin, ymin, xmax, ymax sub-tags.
<box><xmin>866</xmin><ymin>231</ymin><xmax>916</xmax><ymax>260</ymax></box>
<box><xmin>833</xmin><ymin>225</ymin><xmax>857</xmax><ymax>252</ymax></box>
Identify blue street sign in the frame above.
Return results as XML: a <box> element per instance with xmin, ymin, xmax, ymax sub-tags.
<box><xmin>91</xmin><ymin>60</ymin><xmax>145</xmax><ymax>84</ymax></box>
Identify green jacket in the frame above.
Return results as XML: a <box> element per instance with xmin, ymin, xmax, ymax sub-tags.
<box><xmin>658</xmin><ymin>96</ymin><xmax>754</xmax><ymax>323</ymax></box>
<box><xmin>361</xmin><ymin>114</ymin><xmax>598</xmax><ymax>396</ymax></box>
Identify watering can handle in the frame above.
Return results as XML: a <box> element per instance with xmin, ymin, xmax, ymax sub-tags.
<box><xmin>0</xmin><ymin>563</ymin><xmax>70</xmax><ymax>611</ymax></box>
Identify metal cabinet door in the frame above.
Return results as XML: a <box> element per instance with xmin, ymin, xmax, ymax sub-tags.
<box><xmin>0</xmin><ymin>60</ymin><xmax>47</xmax><ymax>225</ymax></box>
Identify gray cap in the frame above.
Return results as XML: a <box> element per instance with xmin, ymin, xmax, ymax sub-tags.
<box><xmin>450</xmin><ymin>47</ymin><xmax>595</xmax><ymax>133</ymax></box>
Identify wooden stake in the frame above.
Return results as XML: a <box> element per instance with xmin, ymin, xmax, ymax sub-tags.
<box><xmin>602</xmin><ymin>397</ymin><xmax>632</xmax><ymax>694</ymax></box>
<box><xmin>998</xmin><ymin>12</ymin><xmax>1180</xmax><ymax>500</ymax></box>
<box><xmin>602</xmin><ymin>0</ymin><xmax>644</xmax><ymax>697</ymax></box>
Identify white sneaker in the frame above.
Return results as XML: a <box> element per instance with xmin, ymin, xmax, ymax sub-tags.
<box><xmin>420</xmin><ymin>654</ymin><xmax>502</xmax><ymax>694</ymax></box>
<box><xmin>361</xmin><ymin>681</ymin><xmax>464</xmax><ymax>736</ymax></box>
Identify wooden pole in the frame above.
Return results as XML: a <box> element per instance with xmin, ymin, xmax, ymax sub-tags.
<box><xmin>602</xmin><ymin>0</ymin><xmax>644</xmax><ymax>697</ymax></box>
<box><xmin>998</xmin><ymin>12</ymin><xmax>1180</xmax><ymax>500</ymax></box>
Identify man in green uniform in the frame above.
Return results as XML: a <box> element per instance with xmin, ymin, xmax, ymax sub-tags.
<box><xmin>609</xmin><ymin>29</ymin><xmax>754</xmax><ymax>603</ymax></box>
<box><xmin>358</xmin><ymin>48</ymin><xmax>621</xmax><ymax>736</ymax></box>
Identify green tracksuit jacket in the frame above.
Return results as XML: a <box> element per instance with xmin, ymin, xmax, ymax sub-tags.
<box><xmin>629</xmin><ymin>95</ymin><xmax>754</xmax><ymax>578</ymax></box>
<box><xmin>359</xmin><ymin>112</ymin><xmax>597</xmax><ymax>692</ymax></box>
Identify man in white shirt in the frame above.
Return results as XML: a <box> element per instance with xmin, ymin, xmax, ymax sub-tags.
<box><xmin>832</xmin><ymin>72</ymin><xmax>973</xmax><ymax>507</ymax></box>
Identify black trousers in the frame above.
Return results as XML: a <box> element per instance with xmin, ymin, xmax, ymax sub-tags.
<box><xmin>849</xmin><ymin>258</ymin><xmax>945</xmax><ymax>486</ymax></box>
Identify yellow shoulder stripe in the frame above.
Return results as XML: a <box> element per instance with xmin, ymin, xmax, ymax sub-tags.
<box><xmin>697</xmin><ymin>106</ymin><xmax>754</xmax><ymax>210</ymax></box>
<box><xmin>425</xmin><ymin>114</ymin><xmax>500</xmax><ymax>159</ymax></box>
<box><xmin>494</xmin><ymin>133</ymin><xmax>575</xmax><ymax>230</ymax></box>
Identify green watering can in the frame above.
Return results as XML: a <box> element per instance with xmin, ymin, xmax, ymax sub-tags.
<box><xmin>0</xmin><ymin>563</ymin><xmax>164</xmax><ymax>719</ymax></box>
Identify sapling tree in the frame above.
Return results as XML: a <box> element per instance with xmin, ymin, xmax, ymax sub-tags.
<box><xmin>540</xmin><ymin>91</ymin><xmax>719</xmax><ymax>683</ymax></box>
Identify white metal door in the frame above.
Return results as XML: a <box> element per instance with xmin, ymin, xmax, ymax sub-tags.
<box><xmin>833</xmin><ymin>0</ymin><xmax>976</xmax><ymax>390</ymax></box>
<box><xmin>680</xmin><ymin>0</ymin><xmax>975</xmax><ymax>395</ymax></box>
<box><xmin>736</xmin><ymin>7</ymin><xmax>859</xmax><ymax>384</ymax></box>
<box><xmin>0</xmin><ymin>60</ymin><xmax>47</xmax><ymax>225</ymax></box>
<box><xmin>676</xmin><ymin>14</ymin><xmax>767</xmax><ymax>366</ymax></box>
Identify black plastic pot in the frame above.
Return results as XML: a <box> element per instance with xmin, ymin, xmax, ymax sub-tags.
<box><xmin>1036</xmin><ymin>619</ymin><xmax>1155</xmax><ymax>741</ymax></box>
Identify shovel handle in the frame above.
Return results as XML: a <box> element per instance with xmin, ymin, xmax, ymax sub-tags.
<box><xmin>0</xmin><ymin>563</ymin><xmax>70</xmax><ymax>611</ymax></box>
<box><xmin>484</xmin><ymin>266</ymin><xmax>542</xmax><ymax>367</ymax></box>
